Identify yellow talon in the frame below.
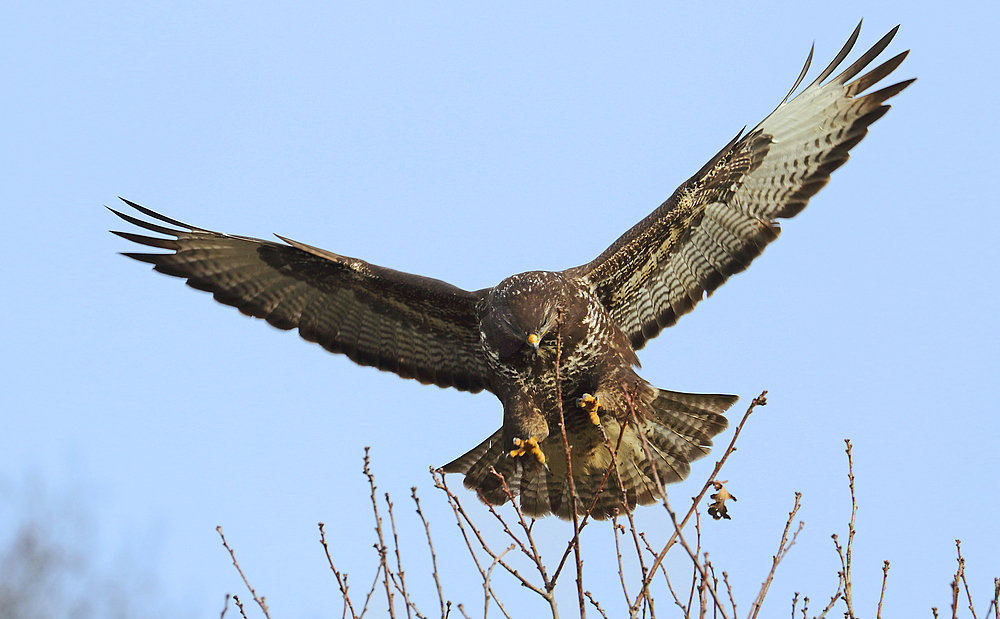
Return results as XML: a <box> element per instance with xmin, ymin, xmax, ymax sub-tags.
<box><xmin>578</xmin><ymin>393</ymin><xmax>602</xmax><ymax>425</ymax></box>
<box><xmin>510</xmin><ymin>436</ymin><xmax>546</xmax><ymax>465</ymax></box>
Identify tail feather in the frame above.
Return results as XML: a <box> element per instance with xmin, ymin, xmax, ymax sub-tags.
<box><xmin>441</xmin><ymin>390</ymin><xmax>738</xmax><ymax>520</ymax></box>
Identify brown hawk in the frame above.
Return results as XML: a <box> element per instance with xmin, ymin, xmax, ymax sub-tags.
<box><xmin>111</xmin><ymin>23</ymin><xmax>911</xmax><ymax>520</ymax></box>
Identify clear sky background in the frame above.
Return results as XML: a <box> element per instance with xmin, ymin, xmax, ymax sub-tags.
<box><xmin>2</xmin><ymin>1</ymin><xmax>997</xmax><ymax>617</ymax></box>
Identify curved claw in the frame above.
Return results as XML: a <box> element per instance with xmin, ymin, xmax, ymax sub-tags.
<box><xmin>510</xmin><ymin>436</ymin><xmax>546</xmax><ymax>465</ymax></box>
<box><xmin>577</xmin><ymin>393</ymin><xmax>602</xmax><ymax>426</ymax></box>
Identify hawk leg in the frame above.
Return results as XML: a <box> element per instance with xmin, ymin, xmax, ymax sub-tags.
<box><xmin>577</xmin><ymin>393</ymin><xmax>603</xmax><ymax>426</ymax></box>
<box><xmin>510</xmin><ymin>436</ymin><xmax>545</xmax><ymax>465</ymax></box>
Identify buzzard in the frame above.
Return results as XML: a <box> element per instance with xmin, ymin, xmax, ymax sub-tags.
<box><xmin>111</xmin><ymin>24</ymin><xmax>911</xmax><ymax>520</ymax></box>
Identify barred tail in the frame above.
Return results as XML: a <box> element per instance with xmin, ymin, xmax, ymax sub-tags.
<box><xmin>441</xmin><ymin>389</ymin><xmax>737</xmax><ymax>521</ymax></box>
<box><xmin>638</xmin><ymin>388</ymin><xmax>736</xmax><ymax>485</ymax></box>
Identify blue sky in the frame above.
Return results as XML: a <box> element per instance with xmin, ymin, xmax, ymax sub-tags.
<box><xmin>2</xmin><ymin>1</ymin><xmax>997</xmax><ymax>617</ymax></box>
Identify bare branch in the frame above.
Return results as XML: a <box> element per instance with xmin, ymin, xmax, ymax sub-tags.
<box><xmin>844</xmin><ymin>439</ymin><xmax>857</xmax><ymax>619</ymax></box>
<box><xmin>484</xmin><ymin>468</ymin><xmax>547</xmax><ymax>584</ymax></box>
<box><xmin>552</xmin><ymin>320</ymin><xmax>586</xmax><ymax>618</ymax></box>
<box><xmin>233</xmin><ymin>595</ymin><xmax>248</xmax><ymax>619</ymax></box>
<box><xmin>876</xmin><ymin>560</ymin><xmax>890</xmax><ymax>619</ymax></box>
<box><xmin>956</xmin><ymin>540</ymin><xmax>979</xmax><ymax>619</ymax></box>
<box><xmin>637</xmin><ymin>391</ymin><xmax>767</xmax><ymax>611</ymax></box>
<box><xmin>216</xmin><ymin>526</ymin><xmax>271</xmax><ymax>619</ymax></box>
<box><xmin>816</xmin><ymin>536</ymin><xmax>845</xmax><ymax>619</ymax></box>
<box><xmin>986</xmin><ymin>578</ymin><xmax>1000</xmax><ymax>619</ymax></box>
<box><xmin>624</xmin><ymin>390</ymin><xmax>730</xmax><ymax>619</ymax></box>
<box><xmin>551</xmin><ymin>418</ymin><xmax>630</xmax><ymax>588</ymax></box>
<box><xmin>483</xmin><ymin>545</ymin><xmax>516</xmax><ymax>619</ymax></box>
<box><xmin>612</xmin><ymin>513</ymin><xmax>631</xmax><ymax>605</ymax></box>
<box><xmin>412</xmin><ymin>487</ymin><xmax>448</xmax><ymax>619</ymax></box>
<box><xmin>584</xmin><ymin>591</ymin><xmax>609</xmax><ymax>619</ymax></box>
<box><xmin>952</xmin><ymin>568</ymin><xmax>960</xmax><ymax>619</ymax></box>
<box><xmin>363</xmin><ymin>448</ymin><xmax>396</xmax><ymax>619</ymax></box>
<box><xmin>434</xmin><ymin>471</ymin><xmax>547</xmax><ymax>603</ymax></box>
<box><xmin>386</xmin><ymin>492</ymin><xmax>417</xmax><ymax>619</ymax></box>
<box><xmin>319</xmin><ymin>522</ymin><xmax>359</xmax><ymax>619</ymax></box>
<box><xmin>748</xmin><ymin>493</ymin><xmax>803</xmax><ymax>619</ymax></box>
<box><xmin>722</xmin><ymin>571</ymin><xmax>736</xmax><ymax>619</ymax></box>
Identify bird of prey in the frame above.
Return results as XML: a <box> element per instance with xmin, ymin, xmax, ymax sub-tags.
<box><xmin>111</xmin><ymin>23</ymin><xmax>911</xmax><ymax>520</ymax></box>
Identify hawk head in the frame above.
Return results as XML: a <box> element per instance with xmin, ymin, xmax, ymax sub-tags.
<box><xmin>479</xmin><ymin>271</ymin><xmax>578</xmax><ymax>362</ymax></box>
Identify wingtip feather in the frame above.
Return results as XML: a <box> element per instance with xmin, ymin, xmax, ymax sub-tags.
<box><xmin>118</xmin><ymin>198</ymin><xmax>201</xmax><ymax>231</ymax></box>
<box><xmin>808</xmin><ymin>20</ymin><xmax>863</xmax><ymax>88</ymax></box>
<box><xmin>832</xmin><ymin>24</ymin><xmax>902</xmax><ymax>86</ymax></box>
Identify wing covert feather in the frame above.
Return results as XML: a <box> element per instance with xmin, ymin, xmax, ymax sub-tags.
<box><xmin>567</xmin><ymin>23</ymin><xmax>912</xmax><ymax>349</ymax></box>
<box><xmin>111</xmin><ymin>199</ymin><xmax>493</xmax><ymax>393</ymax></box>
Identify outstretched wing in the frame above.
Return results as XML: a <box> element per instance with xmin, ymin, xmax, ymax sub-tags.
<box><xmin>568</xmin><ymin>23</ymin><xmax>913</xmax><ymax>350</ymax></box>
<box><xmin>111</xmin><ymin>199</ymin><xmax>493</xmax><ymax>393</ymax></box>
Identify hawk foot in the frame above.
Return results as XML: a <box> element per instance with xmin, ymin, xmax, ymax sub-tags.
<box><xmin>510</xmin><ymin>436</ymin><xmax>546</xmax><ymax>465</ymax></box>
<box><xmin>577</xmin><ymin>393</ymin><xmax>602</xmax><ymax>425</ymax></box>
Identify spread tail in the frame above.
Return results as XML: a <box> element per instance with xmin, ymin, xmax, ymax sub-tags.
<box><xmin>441</xmin><ymin>389</ymin><xmax>737</xmax><ymax>520</ymax></box>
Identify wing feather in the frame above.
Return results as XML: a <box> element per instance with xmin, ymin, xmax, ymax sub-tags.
<box><xmin>111</xmin><ymin>199</ymin><xmax>493</xmax><ymax>393</ymax></box>
<box><xmin>568</xmin><ymin>23</ymin><xmax>913</xmax><ymax>348</ymax></box>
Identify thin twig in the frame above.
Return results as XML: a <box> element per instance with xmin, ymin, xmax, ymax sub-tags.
<box><xmin>385</xmin><ymin>492</ymin><xmax>417</xmax><ymax>619</ymax></box>
<box><xmin>952</xmin><ymin>570</ymin><xmax>961</xmax><ymax>619</ymax></box>
<box><xmin>319</xmin><ymin>522</ymin><xmax>359</xmax><ymax>619</ymax></box>
<box><xmin>956</xmin><ymin>540</ymin><xmax>979</xmax><ymax>619</ymax></box>
<box><xmin>584</xmin><ymin>591</ymin><xmax>609</xmax><ymax>619</ymax></box>
<box><xmin>986</xmin><ymin>577</ymin><xmax>1000</xmax><ymax>619</ymax></box>
<box><xmin>599</xmin><ymin>416</ymin><xmax>653</xmax><ymax>617</ymax></box>
<box><xmin>722</xmin><ymin>571</ymin><xmax>736</xmax><ymax>619</ymax></box>
<box><xmin>685</xmin><ymin>511</ymin><xmax>699</xmax><ymax>616</ymax></box>
<box><xmin>623</xmin><ymin>478</ymin><xmax>653</xmax><ymax>612</ymax></box>
<box><xmin>844</xmin><ymin>439</ymin><xmax>857</xmax><ymax>619</ymax></box>
<box><xmin>434</xmin><ymin>470</ymin><xmax>543</xmax><ymax>605</ymax></box>
<box><xmin>233</xmin><ymin>595</ymin><xmax>248</xmax><ymax>619</ymax></box>
<box><xmin>220</xmin><ymin>593</ymin><xmax>230</xmax><ymax>619</ymax></box>
<box><xmin>216</xmin><ymin>526</ymin><xmax>271</xmax><ymax>619</ymax></box>
<box><xmin>612</xmin><ymin>512</ymin><xmax>631</xmax><ymax>605</ymax></box>
<box><xmin>485</xmin><ymin>468</ymin><xmax>547</xmax><ymax>583</ymax></box>
<box><xmin>748</xmin><ymin>493</ymin><xmax>804</xmax><ymax>619</ymax></box>
<box><xmin>624</xmin><ymin>390</ymin><xmax>729</xmax><ymax>619</ymax></box>
<box><xmin>359</xmin><ymin>558</ymin><xmax>386</xmax><ymax>617</ymax></box>
<box><xmin>817</xmin><ymin>536</ymin><xmax>846</xmax><ymax>619</ymax></box>
<box><xmin>412</xmin><ymin>487</ymin><xmax>448</xmax><ymax>619</ymax></box>
<box><xmin>483</xmin><ymin>545</ymin><xmax>515</xmax><ymax>619</ymax></box>
<box><xmin>637</xmin><ymin>532</ymin><xmax>667</xmax><ymax>584</ymax></box>
<box><xmin>706</xmin><ymin>554</ymin><xmax>721</xmax><ymax>618</ymax></box>
<box><xmin>876</xmin><ymin>560</ymin><xmax>890</xmax><ymax>619</ymax></box>
<box><xmin>551</xmin><ymin>417</ymin><xmax>629</xmax><ymax>587</ymax></box>
<box><xmin>636</xmin><ymin>391</ymin><xmax>766</xmax><ymax>612</ymax></box>
<box><xmin>362</xmin><ymin>449</ymin><xmax>396</xmax><ymax>619</ymax></box>
<box><xmin>475</xmin><ymin>472</ymin><xmax>554</xmax><ymax>617</ymax></box>
<box><xmin>640</xmin><ymin>530</ymin><xmax>684</xmax><ymax>616</ymax></box>
<box><xmin>696</xmin><ymin>566</ymin><xmax>709</xmax><ymax>619</ymax></box>
<box><xmin>552</xmin><ymin>320</ymin><xmax>587</xmax><ymax>618</ymax></box>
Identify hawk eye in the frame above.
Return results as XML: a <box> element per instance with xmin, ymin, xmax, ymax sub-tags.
<box><xmin>495</xmin><ymin>333</ymin><xmax>522</xmax><ymax>359</ymax></box>
<box><xmin>490</xmin><ymin>315</ymin><xmax>525</xmax><ymax>359</ymax></box>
